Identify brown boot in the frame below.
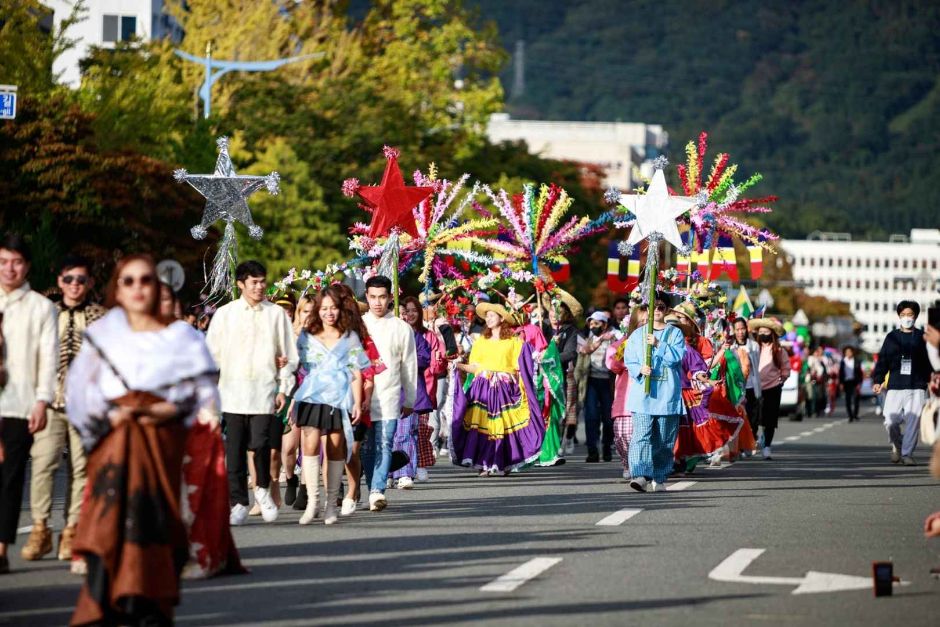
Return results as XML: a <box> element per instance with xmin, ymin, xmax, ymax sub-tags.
<box><xmin>58</xmin><ymin>526</ymin><xmax>77</xmax><ymax>561</ymax></box>
<box><xmin>20</xmin><ymin>521</ymin><xmax>53</xmax><ymax>561</ymax></box>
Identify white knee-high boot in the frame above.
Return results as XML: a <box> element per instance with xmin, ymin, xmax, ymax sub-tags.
<box><xmin>324</xmin><ymin>460</ymin><xmax>344</xmax><ymax>525</ymax></box>
<box><xmin>299</xmin><ymin>456</ymin><xmax>320</xmax><ymax>525</ymax></box>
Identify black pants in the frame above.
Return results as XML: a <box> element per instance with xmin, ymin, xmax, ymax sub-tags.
<box><xmin>0</xmin><ymin>418</ymin><xmax>33</xmax><ymax>544</ymax></box>
<box><xmin>223</xmin><ymin>413</ymin><xmax>280</xmax><ymax>507</ymax></box>
<box><xmin>760</xmin><ymin>384</ymin><xmax>783</xmax><ymax>447</ymax></box>
<box><xmin>843</xmin><ymin>383</ymin><xmax>860</xmax><ymax>421</ymax></box>
<box><xmin>744</xmin><ymin>388</ymin><xmax>761</xmax><ymax>437</ymax></box>
<box><xmin>585</xmin><ymin>377</ymin><xmax>614</xmax><ymax>453</ymax></box>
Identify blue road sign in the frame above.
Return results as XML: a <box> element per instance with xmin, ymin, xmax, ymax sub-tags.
<box><xmin>0</xmin><ymin>90</ymin><xmax>16</xmax><ymax>119</ymax></box>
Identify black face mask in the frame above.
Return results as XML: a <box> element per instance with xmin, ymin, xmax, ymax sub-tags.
<box><xmin>758</xmin><ymin>335</ymin><xmax>772</xmax><ymax>344</ymax></box>
<box><xmin>591</xmin><ymin>326</ymin><xmax>604</xmax><ymax>337</ymax></box>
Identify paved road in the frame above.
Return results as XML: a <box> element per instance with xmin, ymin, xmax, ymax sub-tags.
<box><xmin>2</xmin><ymin>406</ymin><xmax>938</xmax><ymax>626</ymax></box>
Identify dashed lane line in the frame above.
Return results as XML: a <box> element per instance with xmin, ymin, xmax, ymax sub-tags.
<box><xmin>480</xmin><ymin>557</ymin><xmax>563</xmax><ymax>592</ymax></box>
<box><xmin>596</xmin><ymin>508</ymin><xmax>643</xmax><ymax>526</ymax></box>
<box><xmin>666</xmin><ymin>480</ymin><xmax>697</xmax><ymax>491</ymax></box>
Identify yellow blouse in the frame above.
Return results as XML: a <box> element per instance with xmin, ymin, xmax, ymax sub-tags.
<box><xmin>468</xmin><ymin>335</ymin><xmax>522</xmax><ymax>374</ymax></box>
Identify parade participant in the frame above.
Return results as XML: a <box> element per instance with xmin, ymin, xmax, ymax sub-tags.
<box><xmin>206</xmin><ymin>260</ymin><xmax>298</xmax><ymax>525</ymax></box>
<box><xmin>607</xmin><ymin>307</ymin><xmax>640</xmax><ymax>480</ymax></box>
<box><xmin>612</xmin><ymin>297</ymin><xmax>630</xmax><ymax>332</ymax></box>
<box><xmin>283</xmin><ymin>295</ymin><xmax>313</xmax><ymax>508</ymax></box>
<box><xmin>66</xmin><ymin>254</ymin><xmax>220</xmax><ymax>625</ymax></box>
<box><xmin>534</xmin><ymin>333</ymin><xmax>567</xmax><ymax>467</ymax></box>
<box><xmin>22</xmin><ymin>255</ymin><xmax>104</xmax><ymax>567</ymax></box>
<box><xmin>416</xmin><ymin>299</ymin><xmax>447</xmax><ymax>481</ymax></box>
<box><xmin>872</xmin><ymin>301</ymin><xmax>932</xmax><ymax>465</ymax></box>
<box><xmin>807</xmin><ymin>345</ymin><xmax>829</xmax><ymax>418</ymax></box>
<box><xmin>624</xmin><ymin>295</ymin><xmax>685</xmax><ymax>492</ymax></box>
<box><xmin>361</xmin><ymin>275</ymin><xmax>417</xmax><ymax>512</ymax></box>
<box><xmin>0</xmin><ymin>234</ymin><xmax>56</xmax><ymax>575</ymax></box>
<box><xmin>292</xmin><ymin>286</ymin><xmax>368</xmax><ymax>525</ymax></box>
<box><xmin>732</xmin><ymin>317</ymin><xmax>761</xmax><ymax>439</ymax></box>
<box><xmin>545</xmin><ymin>291</ymin><xmax>582</xmax><ymax>456</ymax></box>
<box><xmin>391</xmin><ymin>296</ymin><xmax>434</xmax><ymax>488</ymax></box>
<box><xmin>333</xmin><ymin>283</ymin><xmax>383</xmax><ymax>516</ymax></box>
<box><xmin>707</xmin><ymin>330</ymin><xmax>756</xmax><ymax>464</ymax></box>
<box><xmin>158</xmin><ymin>280</ymin><xmax>180</xmax><ymax>320</ymax></box>
<box><xmin>839</xmin><ymin>346</ymin><xmax>863</xmax><ymax>422</ymax></box>
<box><xmin>581</xmin><ymin>311</ymin><xmax>615</xmax><ymax>462</ymax></box>
<box><xmin>451</xmin><ymin>302</ymin><xmax>544</xmax><ymax>474</ymax></box>
<box><xmin>748</xmin><ymin>318</ymin><xmax>790</xmax><ymax>460</ymax></box>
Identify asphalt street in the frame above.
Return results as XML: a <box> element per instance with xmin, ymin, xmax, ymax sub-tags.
<box><xmin>2</xmin><ymin>403</ymin><xmax>938</xmax><ymax>626</ymax></box>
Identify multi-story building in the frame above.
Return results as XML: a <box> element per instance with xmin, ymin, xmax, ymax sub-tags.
<box><xmin>486</xmin><ymin>113</ymin><xmax>668</xmax><ymax>190</ymax></box>
<box><xmin>782</xmin><ymin>229</ymin><xmax>940</xmax><ymax>353</ymax></box>
<box><xmin>45</xmin><ymin>0</ymin><xmax>182</xmax><ymax>87</ymax></box>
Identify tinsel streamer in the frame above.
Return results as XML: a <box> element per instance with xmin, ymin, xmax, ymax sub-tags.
<box><xmin>696</xmin><ymin>132</ymin><xmax>708</xmax><ymax>189</ymax></box>
<box><xmin>604</xmin><ymin>187</ymin><xmax>622</xmax><ymax>205</ymax></box>
<box><xmin>684</xmin><ymin>140</ymin><xmax>699</xmax><ymax>195</ymax></box>
<box><xmin>705</xmin><ymin>153</ymin><xmax>729</xmax><ymax>191</ymax></box>
<box><xmin>735</xmin><ymin>172</ymin><xmax>763</xmax><ymax>196</ymax></box>
<box><xmin>537</xmin><ymin>186</ymin><xmax>573</xmax><ymax>248</ymax></box>
<box><xmin>677</xmin><ymin>163</ymin><xmax>690</xmax><ymax>195</ymax></box>
<box><xmin>204</xmin><ymin>222</ymin><xmax>238</xmax><ymax>303</ymax></box>
<box><xmin>709</xmin><ymin>165</ymin><xmax>739</xmax><ymax>201</ymax></box>
<box><xmin>376</xmin><ymin>231</ymin><xmax>400</xmax><ymax>281</ymax></box>
<box><xmin>485</xmin><ymin>184</ymin><xmax>530</xmax><ymax>248</ymax></box>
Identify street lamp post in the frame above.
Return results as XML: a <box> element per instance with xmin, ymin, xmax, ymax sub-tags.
<box><xmin>175</xmin><ymin>45</ymin><xmax>325</xmax><ymax>119</ymax></box>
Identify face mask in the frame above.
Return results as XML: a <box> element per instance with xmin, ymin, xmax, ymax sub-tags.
<box><xmin>591</xmin><ymin>326</ymin><xmax>604</xmax><ymax>337</ymax></box>
<box><xmin>899</xmin><ymin>317</ymin><xmax>915</xmax><ymax>330</ymax></box>
<box><xmin>758</xmin><ymin>335</ymin><xmax>772</xmax><ymax>344</ymax></box>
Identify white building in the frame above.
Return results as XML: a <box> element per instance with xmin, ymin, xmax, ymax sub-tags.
<box><xmin>486</xmin><ymin>113</ymin><xmax>668</xmax><ymax>190</ymax></box>
<box><xmin>782</xmin><ymin>229</ymin><xmax>940</xmax><ymax>353</ymax></box>
<box><xmin>45</xmin><ymin>0</ymin><xmax>182</xmax><ymax>87</ymax></box>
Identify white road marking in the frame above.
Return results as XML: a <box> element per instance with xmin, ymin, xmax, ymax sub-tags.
<box><xmin>666</xmin><ymin>480</ymin><xmax>697</xmax><ymax>491</ymax></box>
<box><xmin>799</xmin><ymin>431</ymin><xmax>813</xmax><ymax>437</ymax></box>
<box><xmin>784</xmin><ymin>436</ymin><xmax>801</xmax><ymax>441</ymax></box>
<box><xmin>596</xmin><ymin>508</ymin><xmax>643</xmax><ymax>526</ymax></box>
<box><xmin>812</xmin><ymin>427</ymin><xmax>826</xmax><ymax>433</ymax></box>
<box><xmin>16</xmin><ymin>525</ymin><xmax>33</xmax><ymax>535</ymax></box>
<box><xmin>480</xmin><ymin>557</ymin><xmax>563</xmax><ymax>592</ymax></box>
<box><xmin>709</xmin><ymin>548</ymin><xmax>901</xmax><ymax>595</ymax></box>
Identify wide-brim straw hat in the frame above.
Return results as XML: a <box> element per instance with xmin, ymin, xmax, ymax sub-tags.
<box><xmin>475</xmin><ymin>302</ymin><xmax>517</xmax><ymax>323</ymax></box>
<box><xmin>748</xmin><ymin>317</ymin><xmax>784</xmax><ymax>336</ymax></box>
<box><xmin>540</xmin><ymin>287</ymin><xmax>584</xmax><ymax>320</ymax></box>
<box><xmin>671</xmin><ymin>301</ymin><xmax>701</xmax><ymax>331</ymax></box>
<box><xmin>419</xmin><ymin>291</ymin><xmax>442</xmax><ymax>307</ymax></box>
<box><xmin>664</xmin><ymin>312</ymin><xmax>696</xmax><ymax>337</ymax></box>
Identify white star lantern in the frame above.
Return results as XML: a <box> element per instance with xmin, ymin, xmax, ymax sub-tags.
<box><xmin>619</xmin><ymin>169</ymin><xmax>695</xmax><ymax>249</ymax></box>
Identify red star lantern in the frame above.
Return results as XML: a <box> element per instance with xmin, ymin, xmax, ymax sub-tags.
<box><xmin>358</xmin><ymin>148</ymin><xmax>433</xmax><ymax>239</ymax></box>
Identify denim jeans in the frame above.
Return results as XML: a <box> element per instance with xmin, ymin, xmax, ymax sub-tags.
<box><xmin>585</xmin><ymin>376</ymin><xmax>613</xmax><ymax>453</ymax></box>
<box><xmin>362</xmin><ymin>419</ymin><xmax>398</xmax><ymax>494</ymax></box>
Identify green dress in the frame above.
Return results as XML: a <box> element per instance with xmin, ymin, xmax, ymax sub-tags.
<box><xmin>536</xmin><ymin>341</ymin><xmax>566</xmax><ymax>466</ymax></box>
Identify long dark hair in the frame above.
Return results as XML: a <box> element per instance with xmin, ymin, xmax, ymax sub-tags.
<box><xmin>332</xmin><ymin>283</ymin><xmax>369</xmax><ymax>341</ymax></box>
<box><xmin>307</xmin><ymin>286</ymin><xmax>351</xmax><ymax>336</ymax></box>
<box><xmin>400</xmin><ymin>296</ymin><xmax>426</xmax><ymax>333</ymax></box>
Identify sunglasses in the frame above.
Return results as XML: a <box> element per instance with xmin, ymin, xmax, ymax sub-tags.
<box><xmin>61</xmin><ymin>275</ymin><xmax>88</xmax><ymax>286</ymax></box>
<box><xmin>654</xmin><ymin>303</ymin><xmax>667</xmax><ymax>312</ymax></box>
<box><xmin>118</xmin><ymin>274</ymin><xmax>155</xmax><ymax>288</ymax></box>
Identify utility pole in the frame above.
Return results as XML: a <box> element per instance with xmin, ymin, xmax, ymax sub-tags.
<box><xmin>511</xmin><ymin>40</ymin><xmax>525</xmax><ymax>101</ymax></box>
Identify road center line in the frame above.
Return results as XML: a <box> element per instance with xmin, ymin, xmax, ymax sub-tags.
<box><xmin>799</xmin><ymin>431</ymin><xmax>813</xmax><ymax>437</ymax></box>
<box><xmin>480</xmin><ymin>557</ymin><xmax>562</xmax><ymax>592</ymax></box>
<box><xmin>596</xmin><ymin>508</ymin><xmax>643</xmax><ymax>526</ymax></box>
<box><xmin>666</xmin><ymin>480</ymin><xmax>697</xmax><ymax>491</ymax></box>
<box><xmin>784</xmin><ymin>436</ymin><xmax>801</xmax><ymax>441</ymax></box>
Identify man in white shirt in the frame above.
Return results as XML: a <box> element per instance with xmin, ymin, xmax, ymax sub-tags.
<box><xmin>0</xmin><ymin>234</ymin><xmax>57</xmax><ymax>575</ymax></box>
<box><xmin>361</xmin><ymin>276</ymin><xmax>417</xmax><ymax>512</ymax></box>
<box><xmin>206</xmin><ymin>260</ymin><xmax>298</xmax><ymax>526</ymax></box>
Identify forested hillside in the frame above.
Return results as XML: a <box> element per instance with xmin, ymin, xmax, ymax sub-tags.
<box><xmin>471</xmin><ymin>0</ymin><xmax>940</xmax><ymax>238</ymax></box>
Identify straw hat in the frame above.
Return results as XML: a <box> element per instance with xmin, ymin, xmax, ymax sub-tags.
<box><xmin>664</xmin><ymin>311</ymin><xmax>696</xmax><ymax>337</ymax></box>
<box><xmin>671</xmin><ymin>301</ymin><xmax>701</xmax><ymax>331</ymax></box>
<box><xmin>418</xmin><ymin>291</ymin><xmax>441</xmax><ymax>307</ymax></box>
<box><xmin>540</xmin><ymin>287</ymin><xmax>584</xmax><ymax>320</ymax></box>
<box><xmin>475</xmin><ymin>302</ymin><xmax>516</xmax><ymax>324</ymax></box>
<box><xmin>748</xmin><ymin>317</ymin><xmax>784</xmax><ymax>336</ymax></box>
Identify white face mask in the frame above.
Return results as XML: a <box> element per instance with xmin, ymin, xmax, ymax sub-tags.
<box><xmin>899</xmin><ymin>316</ymin><xmax>915</xmax><ymax>330</ymax></box>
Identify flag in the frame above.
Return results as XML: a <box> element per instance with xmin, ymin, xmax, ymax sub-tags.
<box><xmin>607</xmin><ymin>241</ymin><xmax>641</xmax><ymax>293</ymax></box>
<box><xmin>676</xmin><ymin>230</ymin><xmax>693</xmax><ymax>276</ymax></box>
<box><xmin>733</xmin><ymin>286</ymin><xmax>753</xmax><ymax>318</ymax></box>
<box><xmin>548</xmin><ymin>257</ymin><xmax>570</xmax><ymax>283</ymax></box>
<box><xmin>748</xmin><ymin>235</ymin><xmax>764</xmax><ymax>279</ymax></box>
<box><xmin>716</xmin><ymin>234</ymin><xmax>739</xmax><ymax>282</ymax></box>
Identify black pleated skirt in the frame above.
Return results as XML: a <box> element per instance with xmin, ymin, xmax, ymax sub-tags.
<box><xmin>295</xmin><ymin>402</ymin><xmax>345</xmax><ymax>431</ymax></box>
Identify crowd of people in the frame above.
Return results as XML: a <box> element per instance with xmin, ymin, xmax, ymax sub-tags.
<box><xmin>1</xmin><ymin>232</ymin><xmax>939</xmax><ymax>625</ymax></box>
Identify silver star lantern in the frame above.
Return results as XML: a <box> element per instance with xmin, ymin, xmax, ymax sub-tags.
<box><xmin>174</xmin><ymin>136</ymin><xmax>279</xmax><ymax>241</ymax></box>
<box><xmin>619</xmin><ymin>169</ymin><xmax>695</xmax><ymax>249</ymax></box>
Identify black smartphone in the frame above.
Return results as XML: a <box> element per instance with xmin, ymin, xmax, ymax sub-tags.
<box><xmin>439</xmin><ymin>323</ymin><xmax>459</xmax><ymax>357</ymax></box>
<box><xmin>872</xmin><ymin>561</ymin><xmax>893</xmax><ymax>597</ymax></box>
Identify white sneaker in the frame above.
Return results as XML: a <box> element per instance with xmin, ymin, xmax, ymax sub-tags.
<box><xmin>254</xmin><ymin>487</ymin><xmax>279</xmax><ymax>523</ymax></box>
<box><xmin>341</xmin><ymin>498</ymin><xmax>357</xmax><ymax>516</ymax></box>
<box><xmin>629</xmin><ymin>477</ymin><xmax>648</xmax><ymax>492</ymax></box>
<box><xmin>386</xmin><ymin>478</ymin><xmax>394</xmax><ymax>489</ymax></box>
<box><xmin>651</xmin><ymin>481</ymin><xmax>666</xmax><ymax>492</ymax></box>
<box><xmin>438</xmin><ymin>444</ymin><xmax>449</xmax><ymax>457</ymax></box>
<box><xmin>369</xmin><ymin>491</ymin><xmax>387</xmax><ymax>512</ymax></box>
<box><xmin>709</xmin><ymin>454</ymin><xmax>722</xmax><ymax>468</ymax></box>
<box><xmin>397</xmin><ymin>476</ymin><xmax>414</xmax><ymax>490</ymax></box>
<box><xmin>621</xmin><ymin>470</ymin><xmax>631</xmax><ymax>482</ymax></box>
<box><xmin>416</xmin><ymin>468</ymin><xmax>429</xmax><ymax>482</ymax></box>
<box><xmin>762</xmin><ymin>446</ymin><xmax>772</xmax><ymax>460</ymax></box>
<box><xmin>563</xmin><ymin>438</ymin><xmax>575</xmax><ymax>455</ymax></box>
<box><xmin>229</xmin><ymin>503</ymin><xmax>249</xmax><ymax>526</ymax></box>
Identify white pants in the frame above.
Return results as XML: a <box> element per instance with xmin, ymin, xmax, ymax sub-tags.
<box><xmin>430</xmin><ymin>370</ymin><xmax>453</xmax><ymax>447</ymax></box>
<box><xmin>882</xmin><ymin>389</ymin><xmax>926</xmax><ymax>457</ymax></box>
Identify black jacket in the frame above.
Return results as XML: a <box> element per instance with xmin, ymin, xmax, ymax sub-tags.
<box><xmin>871</xmin><ymin>328</ymin><xmax>932</xmax><ymax>390</ymax></box>
<box><xmin>838</xmin><ymin>357</ymin><xmax>863</xmax><ymax>385</ymax></box>
<box><xmin>552</xmin><ymin>323</ymin><xmax>580</xmax><ymax>369</ymax></box>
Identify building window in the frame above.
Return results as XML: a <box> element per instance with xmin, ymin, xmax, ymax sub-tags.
<box><xmin>809</xmin><ymin>257</ymin><xmax>815</xmax><ymax>267</ymax></box>
<box><xmin>865</xmin><ymin>259</ymin><xmax>871</xmax><ymax>268</ymax></box>
<box><xmin>875</xmin><ymin>259</ymin><xmax>881</xmax><ymax>268</ymax></box>
<box><xmin>864</xmin><ymin>280</ymin><xmax>870</xmax><ymax>289</ymax></box>
<box><xmin>902</xmin><ymin>259</ymin><xmax>908</xmax><ymax>269</ymax></box>
<box><xmin>932</xmin><ymin>260</ymin><xmax>937</xmax><ymax>270</ymax></box>
<box><xmin>836</xmin><ymin>279</ymin><xmax>842</xmax><ymax>288</ymax></box>
<box><xmin>103</xmin><ymin>15</ymin><xmax>136</xmax><ymax>42</ymax></box>
<box><xmin>828</xmin><ymin>258</ymin><xmax>834</xmax><ymax>268</ymax></box>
